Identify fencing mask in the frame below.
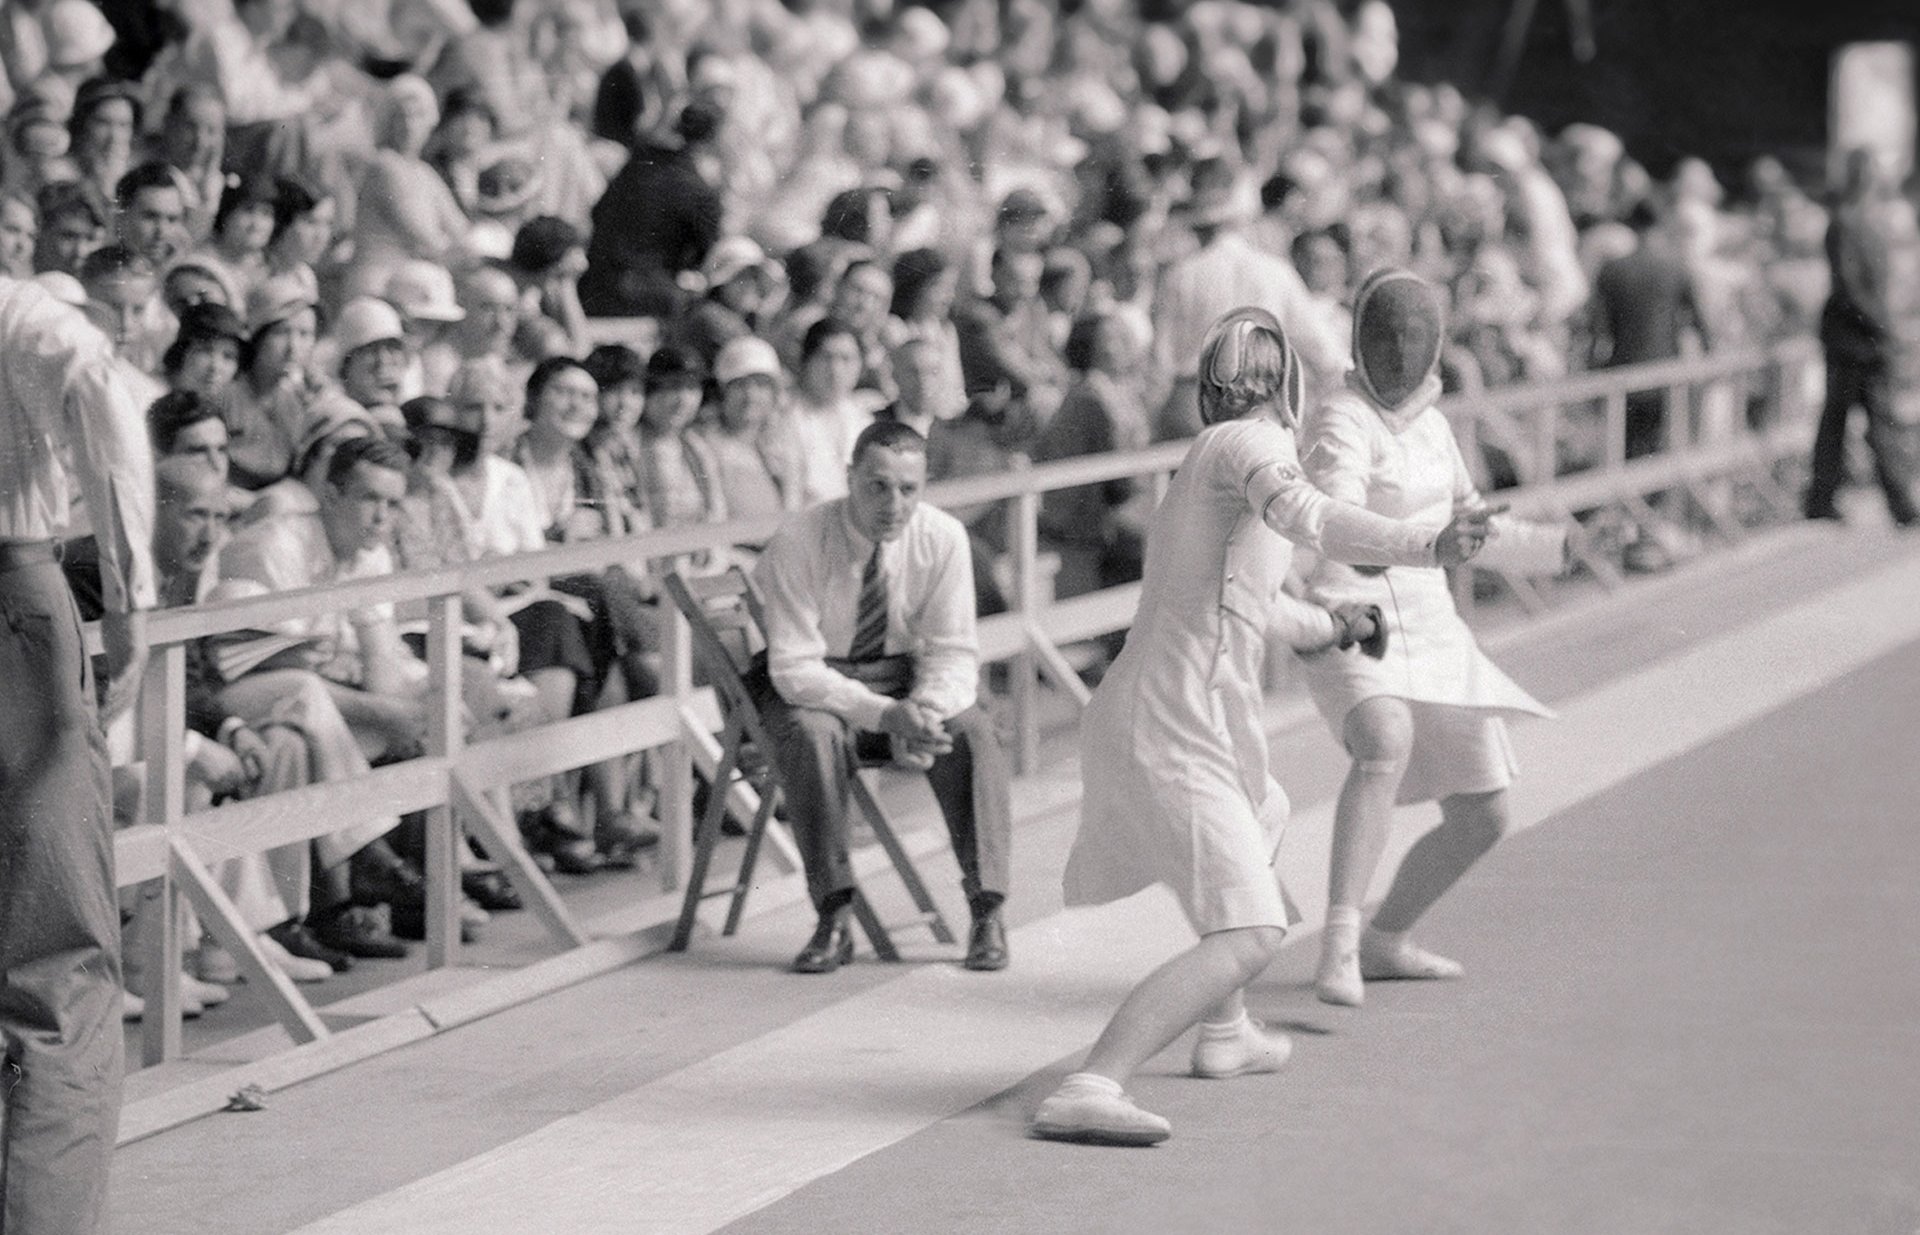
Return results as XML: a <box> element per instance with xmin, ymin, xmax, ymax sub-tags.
<box><xmin>1351</xmin><ymin>269</ymin><xmax>1445</xmax><ymax>411</ymax></box>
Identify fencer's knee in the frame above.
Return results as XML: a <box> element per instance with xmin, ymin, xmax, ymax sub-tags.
<box><xmin>1344</xmin><ymin>699</ymin><xmax>1413</xmax><ymax>772</ymax></box>
<box><xmin>1213</xmin><ymin>924</ymin><xmax>1287</xmax><ymax>976</ymax></box>
<box><xmin>1447</xmin><ymin>790</ymin><xmax>1512</xmax><ymax>850</ymax></box>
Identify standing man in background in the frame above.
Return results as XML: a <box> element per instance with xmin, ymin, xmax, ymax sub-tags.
<box><xmin>1804</xmin><ymin>148</ymin><xmax>1919</xmax><ymax>527</ymax></box>
<box><xmin>0</xmin><ymin>274</ymin><xmax>155</xmax><ymax>1234</ymax></box>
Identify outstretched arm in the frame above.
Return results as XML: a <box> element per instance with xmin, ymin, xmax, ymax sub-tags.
<box><xmin>1444</xmin><ymin>428</ymin><xmax>1571</xmax><ymax>576</ymax></box>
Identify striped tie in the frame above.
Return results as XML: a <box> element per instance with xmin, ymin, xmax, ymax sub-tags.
<box><xmin>847</xmin><ymin>543</ymin><xmax>889</xmax><ymax>663</ymax></box>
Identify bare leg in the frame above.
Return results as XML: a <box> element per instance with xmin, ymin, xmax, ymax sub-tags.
<box><xmin>1369</xmin><ymin>788</ymin><xmax>1511</xmax><ymax>935</ymax></box>
<box><xmin>1318</xmin><ymin>697</ymin><xmax>1413</xmax><ymax>1005</ymax></box>
<box><xmin>1081</xmin><ymin>925</ymin><xmax>1287</xmax><ymax>1084</ymax></box>
<box><xmin>1326</xmin><ymin>697</ymin><xmax>1415</xmax><ymax>912</ymax></box>
<box><xmin>585</xmin><ymin>670</ymin><xmax>631</xmax><ymax>830</ymax></box>
<box><xmin>1032</xmin><ymin>926</ymin><xmax>1286</xmax><ymax>1145</ymax></box>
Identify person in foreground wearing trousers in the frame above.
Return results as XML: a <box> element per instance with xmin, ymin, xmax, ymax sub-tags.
<box><xmin>752</xmin><ymin>420</ymin><xmax>1013</xmax><ymax>975</ymax></box>
<box><xmin>1299</xmin><ymin>269</ymin><xmax>1570</xmax><ymax>1009</ymax></box>
<box><xmin>1031</xmin><ymin>307</ymin><xmax>1494</xmax><ymax>1147</ymax></box>
<box><xmin>0</xmin><ymin>274</ymin><xmax>156</xmax><ymax>1233</ymax></box>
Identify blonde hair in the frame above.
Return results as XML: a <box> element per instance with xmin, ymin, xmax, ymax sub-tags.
<box><xmin>1196</xmin><ymin>307</ymin><xmax>1304</xmax><ymax>427</ymax></box>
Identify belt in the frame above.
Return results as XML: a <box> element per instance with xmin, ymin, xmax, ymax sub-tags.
<box><xmin>0</xmin><ymin>540</ymin><xmax>60</xmax><ymax>574</ymax></box>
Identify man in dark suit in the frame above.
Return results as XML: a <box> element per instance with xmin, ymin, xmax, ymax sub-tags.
<box><xmin>1804</xmin><ymin>148</ymin><xmax>1919</xmax><ymax>526</ymax></box>
<box><xmin>578</xmin><ymin>101</ymin><xmax>724</xmax><ymax>320</ymax></box>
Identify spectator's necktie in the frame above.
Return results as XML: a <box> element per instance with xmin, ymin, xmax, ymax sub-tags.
<box><xmin>848</xmin><ymin>542</ymin><xmax>889</xmax><ymax>663</ymax></box>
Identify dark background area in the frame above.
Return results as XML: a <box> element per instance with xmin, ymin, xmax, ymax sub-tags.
<box><xmin>1392</xmin><ymin>0</ymin><xmax>1920</xmax><ymax>187</ymax></box>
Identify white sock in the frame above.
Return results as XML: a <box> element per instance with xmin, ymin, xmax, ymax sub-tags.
<box><xmin>1059</xmin><ymin>1071</ymin><xmax>1122</xmax><ymax>1096</ymax></box>
<box><xmin>1325</xmin><ymin>906</ymin><xmax>1362</xmax><ymax>947</ymax></box>
<box><xmin>1198</xmin><ymin>1010</ymin><xmax>1252</xmax><ymax>1039</ymax></box>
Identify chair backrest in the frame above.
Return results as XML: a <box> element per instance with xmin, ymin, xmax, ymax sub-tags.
<box><xmin>661</xmin><ymin>567</ymin><xmax>770</xmax><ymax>724</ymax></box>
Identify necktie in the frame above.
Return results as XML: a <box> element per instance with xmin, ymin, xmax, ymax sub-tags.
<box><xmin>848</xmin><ymin>543</ymin><xmax>888</xmax><ymax>663</ymax></box>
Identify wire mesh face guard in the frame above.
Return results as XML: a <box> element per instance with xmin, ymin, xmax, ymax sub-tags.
<box><xmin>1197</xmin><ymin>306</ymin><xmax>1305</xmax><ymax>428</ymax></box>
<box><xmin>1350</xmin><ymin>268</ymin><xmax>1444</xmax><ymax>410</ymax></box>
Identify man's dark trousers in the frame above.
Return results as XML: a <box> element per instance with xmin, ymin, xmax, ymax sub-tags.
<box><xmin>0</xmin><ymin>557</ymin><xmax>122</xmax><ymax>1235</ymax></box>
<box><xmin>1805</xmin><ymin>352</ymin><xmax>1919</xmax><ymax>523</ymax></box>
<box><xmin>754</xmin><ymin>657</ymin><xmax>1010</xmax><ymax>914</ymax></box>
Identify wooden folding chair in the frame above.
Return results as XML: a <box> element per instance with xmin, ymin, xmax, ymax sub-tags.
<box><xmin>662</xmin><ymin>568</ymin><xmax>956</xmax><ymax>958</ymax></box>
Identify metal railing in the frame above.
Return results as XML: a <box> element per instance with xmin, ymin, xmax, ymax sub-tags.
<box><xmin>113</xmin><ymin>338</ymin><xmax>1819</xmax><ymax>1135</ymax></box>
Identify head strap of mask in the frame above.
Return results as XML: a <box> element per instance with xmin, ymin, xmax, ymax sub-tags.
<box><xmin>1351</xmin><ymin>268</ymin><xmax>1445</xmax><ymax>412</ymax></box>
<box><xmin>1197</xmin><ymin>306</ymin><xmax>1304</xmax><ymax>428</ymax></box>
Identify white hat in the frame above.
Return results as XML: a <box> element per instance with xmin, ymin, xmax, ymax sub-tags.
<box><xmin>335</xmin><ymin>296</ymin><xmax>407</xmax><ymax>356</ymax></box>
<box><xmin>384</xmin><ymin>259</ymin><xmax>465</xmax><ymax>322</ymax></box>
<box><xmin>44</xmin><ymin>0</ymin><xmax>117</xmax><ymax>70</ymax></box>
<box><xmin>713</xmin><ymin>335</ymin><xmax>783</xmax><ymax>386</ymax></box>
<box><xmin>701</xmin><ymin>235</ymin><xmax>775</xmax><ymax>291</ymax></box>
<box><xmin>245</xmin><ymin>271</ymin><xmax>320</xmax><ymax>337</ymax></box>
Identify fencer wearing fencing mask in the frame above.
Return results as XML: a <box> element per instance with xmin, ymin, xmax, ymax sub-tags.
<box><xmin>1347</xmin><ymin>269</ymin><xmax>1446</xmax><ymax>419</ymax></box>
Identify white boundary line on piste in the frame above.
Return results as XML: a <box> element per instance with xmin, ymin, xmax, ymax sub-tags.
<box><xmin>291</xmin><ymin>553</ymin><xmax>1920</xmax><ymax>1235</ymax></box>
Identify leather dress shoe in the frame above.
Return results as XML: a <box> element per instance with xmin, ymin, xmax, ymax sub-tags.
<box><xmin>351</xmin><ymin>852</ymin><xmax>427</xmax><ymax>912</ymax></box>
<box><xmin>267</xmin><ymin>920</ymin><xmax>353</xmax><ymax>973</ymax></box>
<box><xmin>963</xmin><ymin>910</ymin><xmax>1009</xmax><ymax>971</ymax></box>
<box><xmin>311</xmin><ymin>903</ymin><xmax>410</xmax><ymax>960</ymax></box>
<box><xmin>462</xmin><ymin>868</ymin><xmax>522</xmax><ymax>911</ymax></box>
<box><xmin>547</xmin><ymin>836</ymin><xmax>606</xmax><ymax>875</ymax></box>
<box><xmin>791</xmin><ymin>913</ymin><xmax>855</xmax><ymax>974</ymax></box>
<box><xmin>595</xmin><ymin>810</ymin><xmax>661</xmax><ymax>869</ymax></box>
<box><xmin>390</xmin><ymin>899</ymin><xmax>481</xmax><ymax>943</ymax></box>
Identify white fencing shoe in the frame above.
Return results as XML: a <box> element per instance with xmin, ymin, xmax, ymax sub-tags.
<box><xmin>1315</xmin><ymin>938</ymin><xmax>1365</xmax><ymax>1007</ymax></box>
<box><xmin>1360</xmin><ymin>929</ymin><xmax>1464</xmax><ymax>982</ymax></box>
<box><xmin>1191</xmin><ymin>1015</ymin><xmax>1293</xmax><ymax>1079</ymax></box>
<box><xmin>1030</xmin><ymin>1073</ymin><xmax>1171</xmax><ymax>1146</ymax></box>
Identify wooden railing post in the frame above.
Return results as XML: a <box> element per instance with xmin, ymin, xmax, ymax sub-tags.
<box><xmin>659</xmin><ymin>598</ymin><xmax>694</xmax><ymax>894</ymax></box>
<box><xmin>135</xmin><ymin>643</ymin><xmax>186</xmax><ymax>1064</ymax></box>
<box><xmin>424</xmin><ymin>593</ymin><xmax>463</xmax><ymax>967</ymax></box>
<box><xmin>1009</xmin><ymin>483</ymin><xmax>1042</xmax><ymax>774</ymax></box>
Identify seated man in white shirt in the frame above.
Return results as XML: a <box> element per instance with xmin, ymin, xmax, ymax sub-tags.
<box><xmin>752</xmin><ymin>420</ymin><xmax>1012</xmax><ymax>974</ymax></box>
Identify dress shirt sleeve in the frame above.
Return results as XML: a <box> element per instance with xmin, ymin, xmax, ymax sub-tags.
<box><xmin>907</xmin><ymin>518</ymin><xmax>978</xmax><ymax>722</ymax></box>
<box><xmin>1229</xmin><ymin>423</ymin><xmax>1437</xmax><ymax>569</ymax></box>
<box><xmin>753</xmin><ymin>523</ymin><xmax>895</xmax><ymax>732</ymax></box>
<box><xmin>218</xmin><ymin>520</ymin><xmax>324</xmax><ymax>637</ymax></box>
<box><xmin>56</xmin><ymin>327</ymin><xmax>157</xmax><ymax>612</ymax></box>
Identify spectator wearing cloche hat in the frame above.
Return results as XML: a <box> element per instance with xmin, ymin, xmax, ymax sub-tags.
<box><xmin>225</xmin><ymin>271</ymin><xmax>368</xmax><ymax>491</ymax></box>
<box><xmin>703</xmin><ymin>334</ymin><xmax>803</xmax><ymax>525</ymax></box>
<box><xmin>673</xmin><ymin>234</ymin><xmax>783</xmax><ymax>367</ymax></box>
<box><xmin>630</xmin><ymin>344</ymin><xmax>729</xmax><ymax>563</ymax></box>
<box><xmin>68</xmin><ymin>75</ymin><xmax>139</xmax><ymax>215</ymax></box>
<box><xmin>335</xmin><ymin>296</ymin><xmax>414</xmax><ymax>437</ymax></box>
<box><xmin>507</xmin><ymin>215</ymin><xmax>590</xmax><ymax>359</ymax></box>
<box><xmin>383</xmin><ymin>257</ymin><xmax>466</xmax><ymax>399</ymax></box>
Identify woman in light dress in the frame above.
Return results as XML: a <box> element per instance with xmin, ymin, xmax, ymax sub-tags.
<box><xmin>1030</xmin><ymin>307</ymin><xmax>1496</xmax><ymax>1146</ymax></box>
<box><xmin>1298</xmin><ymin>269</ymin><xmax>1569</xmax><ymax>1008</ymax></box>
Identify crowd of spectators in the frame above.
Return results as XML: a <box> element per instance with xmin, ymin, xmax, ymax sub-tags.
<box><xmin>0</xmin><ymin>0</ymin><xmax>1839</xmax><ymax>1008</ymax></box>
